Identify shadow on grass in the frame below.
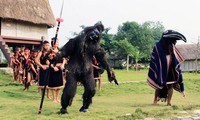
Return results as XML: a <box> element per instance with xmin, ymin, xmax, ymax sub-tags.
<box><xmin>0</xmin><ymin>82</ymin><xmax>23</xmax><ymax>87</ymax></box>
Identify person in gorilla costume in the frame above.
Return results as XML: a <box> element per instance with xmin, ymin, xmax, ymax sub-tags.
<box><xmin>59</xmin><ymin>22</ymin><xmax>118</xmax><ymax>114</ymax></box>
<box><xmin>147</xmin><ymin>30</ymin><xmax>186</xmax><ymax>106</ymax></box>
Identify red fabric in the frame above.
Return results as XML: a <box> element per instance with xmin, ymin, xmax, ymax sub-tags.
<box><xmin>56</xmin><ymin>18</ymin><xmax>64</xmax><ymax>22</ymax></box>
<box><xmin>93</xmin><ymin>57</ymin><xmax>97</xmax><ymax>65</ymax></box>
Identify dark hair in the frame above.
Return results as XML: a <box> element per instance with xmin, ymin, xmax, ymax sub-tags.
<box><xmin>14</xmin><ymin>47</ymin><xmax>19</xmax><ymax>52</ymax></box>
<box><xmin>51</xmin><ymin>37</ymin><xmax>57</xmax><ymax>40</ymax></box>
<box><xmin>31</xmin><ymin>49</ymin><xmax>38</xmax><ymax>53</ymax></box>
<box><xmin>51</xmin><ymin>37</ymin><xmax>58</xmax><ymax>46</ymax></box>
<box><xmin>24</xmin><ymin>47</ymin><xmax>29</xmax><ymax>51</ymax></box>
<box><xmin>43</xmin><ymin>40</ymin><xmax>49</xmax><ymax>45</ymax></box>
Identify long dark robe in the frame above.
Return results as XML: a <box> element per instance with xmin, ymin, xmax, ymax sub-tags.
<box><xmin>147</xmin><ymin>42</ymin><xmax>185</xmax><ymax>93</ymax></box>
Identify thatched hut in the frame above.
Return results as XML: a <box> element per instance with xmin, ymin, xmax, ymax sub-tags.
<box><xmin>176</xmin><ymin>44</ymin><xmax>200</xmax><ymax>72</ymax></box>
<box><xmin>0</xmin><ymin>0</ymin><xmax>56</xmax><ymax>64</ymax></box>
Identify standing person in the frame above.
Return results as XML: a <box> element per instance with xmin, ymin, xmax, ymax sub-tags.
<box><xmin>35</xmin><ymin>41</ymin><xmax>51</xmax><ymax>99</ymax></box>
<box><xmin>23</xmin><ymin>49</ymin><xmax>39</xmax><ymax>91</ymax></box>
<box><xmin>48</xmin><ymin>38</ymin><xmax>64</xmax><ymax>103</ymax></box>
<box><xmin>92</xmin><ymin>56</ymin><xmax>103</xmax><ymax>91</ymax></box>
<box><xmin>29</xmin><ymin>50</ymin><xmax>39</xmax><ymax>84</ymax></box>
<box><xmin>23</xmin><ymin>48</ymin><xmax>31</xmax><ymax>92</ymax></box>
<box><xmin>18</xmin><ymin>45</ymin><xmax>25</xmax><ymax>84</ymax></box>
<box><xmin>10</xmin><ymin>48</ymin><xmax>20</xmax><ymax>82</ymax></box>
<box><xmin>147</xmin><ymin>30</ymin><xmax>186</xmax><ymax>106</ymax></box>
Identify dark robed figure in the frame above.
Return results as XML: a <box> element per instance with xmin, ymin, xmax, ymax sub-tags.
<box><xmin>147</xmin><ymin>30</ymin><xmax>186</xmax><ymax>106</ymax></box>
<box><xmin>59</xmin><ymin>22</ymin><xmax>118</xmax><ymax>114</ymax></box>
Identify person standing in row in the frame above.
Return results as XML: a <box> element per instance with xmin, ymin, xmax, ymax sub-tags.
<box><xmin>10</xmin><ymin>48</ymin><xmax>20</xmax><ymax>82</ymax></box>
<box><xmin>29</xmin><ymin>50</ymin><xmax>39</xmax><ymax>84</ymax></box>
<box><xmin>18</xmin><ymin>45</ymin><xmax>25</xmax><ymax>84</ymax></box>
<box><xmin>48</xmin><ymin>38</ymin><xmax>65</xmax><ymax>103</ymax></box>
<box><xmin>35</xmin><ymin>41</ymin><xmax>51</xmax><ymax>99</ymax></box>
<box><xmin>23</xmin><ymin>48</ymin><xmax>31</xmax><ymax>92</ymax></box>
<box><xmin>23</xmin><ymin>49</ymin><xmax>38</xmax><ymax>92</ymax></box>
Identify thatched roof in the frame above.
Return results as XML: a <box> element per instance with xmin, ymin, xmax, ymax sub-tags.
<box><xmin>176</xmin><ymin>44</ymin><xmax>200</xmax><ymax>60</ymax></box>
<box><xmin>0</xmin><ymin>0</ymin><xmax>56</xmax><ymax>28</ymax></box>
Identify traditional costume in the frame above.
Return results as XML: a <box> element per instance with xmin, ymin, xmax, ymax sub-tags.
<box><xmin>48</xmin><ymin>49</ymin><xmax>64</xmax><ymax>89</ymax></box>
<box><xmin>29</xmin><ymin>50</ymin><xmax>38</xmax><ymax>81</ymax></box>
<box><xmin>147</xmin><ymin>30</ymin><xmax>186</xmax><ymax>105</ymax></box>
<box><xmin>38</xmin><ymin>51</ymin><xmax>50</xmax><ymax>89</ymax></box>
<box><xmin>11</xmin><ymin>49</ymin><xmax>20</xmax><ymax>81</ymax></box>
<box><xmin>18</xmin><ymin>50</ymin><xmax>25</xmax><ymax>84</ymax></box>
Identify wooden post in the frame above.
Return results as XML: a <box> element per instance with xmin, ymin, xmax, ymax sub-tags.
<box><xmin>126</xmin><ymin>54</ymin><xmax>129</xmax><ymax>72</ymax></box>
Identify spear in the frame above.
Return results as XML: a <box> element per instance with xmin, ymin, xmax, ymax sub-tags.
<box><xmin>54</xmin><ymin>0</ymin><xmax>64</xmax><ymax>44</ymax></box>
<box><xmin>38</xmin><ymin>68</ymin><xmax>50</xmax><ymax>114</ymax></box>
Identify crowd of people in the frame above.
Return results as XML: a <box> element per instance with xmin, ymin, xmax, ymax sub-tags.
<box><xmin>10</xmin><ymin>38</ymin><xmax>103</xmax><ymax>103</ymax></box>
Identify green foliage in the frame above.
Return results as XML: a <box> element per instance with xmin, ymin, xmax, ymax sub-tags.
<box><xmin>111</xmin><ymin>39</ymin><xmax>138</xmax><ymax>58</ymax></box>
<box><xmin>101</xmin><ymin>27</ymin><xmax>115</xmax><ymax>54</ymax></box>
<box><xmin>112</xmin><ymin>21</ymin><xmax>164</xmax><ymax>63</ymax></box>
<box><xmin>73</xmin><ymin>21</ymin><xmax>165</xmax><ymax>68</ymax></box>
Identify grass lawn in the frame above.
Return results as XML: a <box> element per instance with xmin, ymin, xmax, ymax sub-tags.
<box><xmin>0</xmin><ymin>69</ymin><xmax>200</xmax><ymax>120</ymax></box>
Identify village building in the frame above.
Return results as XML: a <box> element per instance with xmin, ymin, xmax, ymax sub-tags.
<box><xmin>0</xmin><ymin>0</ymin><xmax>56</xmax><ymax>65</ymax></box>
<box><xmin>176</xmin><ymin>44</ymin><xmax>200</xmax><ymax>72</ymax></box>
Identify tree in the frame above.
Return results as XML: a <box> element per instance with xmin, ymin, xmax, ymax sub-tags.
<box><xmin>114</xmin><ymin>21</ymin><xmax>164</xmax><ymax>63</ymax></box>
<box><xmin>73</xmin><ymin>21</ymin><xmax>165</xmax><ymax>69</ymax></box>
<box><xmin>101</xmin><ymin>27</ymin><xmax>114</xmax><ymax>54</ymax></box>
<box><xmin>112</xmin><ymin>39</ymin><xmax>138</xmax><ymax>71</ymax></box>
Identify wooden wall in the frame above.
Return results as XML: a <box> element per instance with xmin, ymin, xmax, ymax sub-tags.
<box><xmin>1</xmin><ymin>19</ymin><xmax>48</xmax><ymax>39</ymax></box>
<box><xmin>181</xmin><ymin>60</ymin><xmax>200</xmax><ymax>72</ymax></box>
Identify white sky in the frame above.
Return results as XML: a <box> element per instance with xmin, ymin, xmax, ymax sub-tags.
<box><xmin>49</xmin><ymin>0</ymin><xmax>200</xmax><ymax>46</ymax></box>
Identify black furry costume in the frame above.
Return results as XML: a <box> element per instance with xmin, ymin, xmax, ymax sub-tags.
<box><xmin>59</xmin><ymin>22</ymin><xmax>118</xmax><ymax>114</ymax></box>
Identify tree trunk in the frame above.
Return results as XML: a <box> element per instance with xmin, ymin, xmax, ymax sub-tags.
<box><xmin>135</xmin><ymin>59</ymin><xmax>138</xmax><ymax>71</ymax></box>
<box><xmin>126</xmin><ymin>54</ymin><xmax>129</xmax><ymax>72</ymax></box>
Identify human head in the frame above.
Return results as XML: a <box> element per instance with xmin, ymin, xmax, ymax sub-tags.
<box><xmin>24</xmin><ymin>48</ymin><xmax>30</xmax><ymax>56</ymax></box>
<box><xmin>20</xmin><ymin>45</ymin><xmax>25</xmax><ymax>51</ymax></box>
<box><xmin>43</xmin><ymin>40</ymin><xmax>50</xmax><ymax>51</ymax></box>
<box><xmin>31</xmin><ymin>49</ymin><xmax>38</xmax><ymax>58</ymax></box>
<box><xmin>14</xmin><ymin>48</ymin><xmax>19</xmax><ymax>56</ymax></box>
<box><xmin>51</xmin><ymin>37</ymin><xmax>59</xmax><ymax>48</ymax></box>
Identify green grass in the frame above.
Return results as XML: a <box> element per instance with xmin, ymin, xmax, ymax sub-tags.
<box><xmin>101</xmin><ymin>69</ymin><xmax>148</xmax><ymax>82</ymax></box>
<box><xmin>0</xmin><ymin>70</ymin><xmax>200</xmax><ymax>120</ymax></box>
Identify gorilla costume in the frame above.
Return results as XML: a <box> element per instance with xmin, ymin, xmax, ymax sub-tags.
<box><xmin>147</xmin><ymin>30</ymin><xmax>186</xmax><ymax>105</ymax></box>
<box><xmin>59</xmin><ymin>22</ymin><xmax>118</xmax><ymax>114</ymax></box>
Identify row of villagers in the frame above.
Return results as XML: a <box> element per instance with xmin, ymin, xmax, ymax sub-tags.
<box><xmin>0</xmin><ymin>0</ymin><xmax>55</xmax><ymax>66</ymax></box>
<box><xmin>0</xmin><ymin>0</ymin><xmax>200</xmax><ymax>72</ymax></box>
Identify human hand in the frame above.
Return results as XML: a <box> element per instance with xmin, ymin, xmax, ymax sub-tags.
<box><xmin>41</xmin><ymin>65</ymin><xmax>46</xmax><ymax>70</ymax></box>
<box><xmin>60</xmin><ymin>64</ymin><xmax>65</xmax><ymax>70</ymax></box>
<box><xmin>42</xmin><ymin>65</ymin><xmax>49</xmax><ymax>70</ymax></box>
<box><xmin>54</xmin><ymin>67</ymin><xmax>59</xmax><ymax>72</ymax></box>
<box><xmin>46</xmin><ymin>60</ymin><xmax>50</xmax><ymax>65</ymax></box>
<box><xmin>107</xmin><ymin>70</ymin><xmax>118</xmax><ymax>85</ymax></box>
<box><xmin>35</xmin><ymin>73</ymin><xmax>39</xmax><ymax>80</ymax></box>
<box><xmin>50</xmin><ymin>64</ymin><xmax>54</xmax><ymax>68</ymax></box>
<box><xmin>52</xmin><ymin>49</ymin><xmax>58</xmax><ymax>53</ymax></box>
